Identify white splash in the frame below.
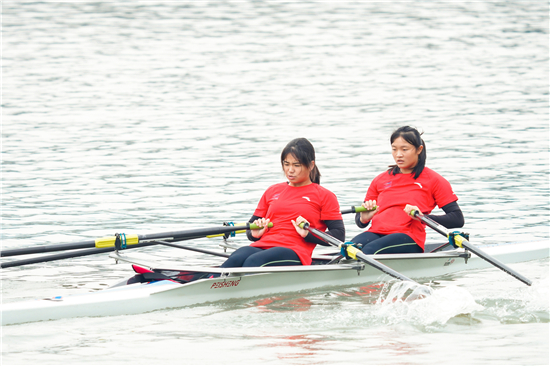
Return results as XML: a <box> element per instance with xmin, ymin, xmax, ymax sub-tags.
<box><xmin>374</xmin><ymin>281</ymin><xmax>483</xmax><ymax>326</ymax></box>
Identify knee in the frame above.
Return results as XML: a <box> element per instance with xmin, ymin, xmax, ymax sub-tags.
<box><xmin>361</xmin><ymin>244</ymin><xmax>375</xmax><ymax>255</ymax></box>
<box><xmin>221</xmin><ymin>247</ymin><xmax>258</xmax><ymax>268</ymax></box>
<box><xmin>242</xmin><ymin>256</ymin><xmax>263</xmax><ymax>267</ymax></box>
<box><xmin>352</xmin><ymin>232</ymin><xmax>376</xmax><ymax>245</ymax></box>
<box><xmin>351</xmin><ymin>233</ymin><xmax>365</xmax><ymax>244</ymax></box>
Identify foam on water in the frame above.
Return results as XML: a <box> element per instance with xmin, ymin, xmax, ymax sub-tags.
<box><xmin>373</xmin><ymin>281</ymin><xmax>483</xmax><ymax>328</ymax></box>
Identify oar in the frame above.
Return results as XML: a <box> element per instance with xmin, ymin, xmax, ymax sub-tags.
<box><xmin>0</xmin><ymin>242</ymin><xmax>158</xmax><ymax>269</ymax></box>
<box><xmin>340</xmin><ymin>205</ymin><xmax>377</xmax><ymax>214</ymax></box>
<box><xmin>206</xmin><ymin>222</ymin><xmax>250</xmax><ymax>238</ymax></box>
<box><xmin>412</xmin><ymin>210</ymin><xmax>532</xmax><ymax>286</ymax></box>
<box><xmin>299</xmin><ymin>222</ymin><xmax>417</xmax><ymax>283</ymax></box>
<box><xmin>0</xmin><ymin>223</ymin><xmax>273</xmax><ymax>257</ymax></box>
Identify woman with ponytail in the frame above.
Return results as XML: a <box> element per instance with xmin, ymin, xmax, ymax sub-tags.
<box><xmin>219</xmin><ymin>138</ymin><xmax>344</xmax><ymax>268</ymax></box>
<box><xmin>352</xmin><ymin>126</ymin><xmax>464</xmax><ymax>254</ymax></box>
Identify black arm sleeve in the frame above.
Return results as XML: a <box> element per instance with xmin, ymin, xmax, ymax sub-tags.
<box><xmin>304</xmin><ymin>219</ymin><xmax>345</xmax><ymax>246</ymax></box>
<box><xmin>246</xmin><ymin>215</ymin><xmax>346</xmax><ymax>246</ymax></box>
<box><xmin>354</xmin><ymin>201</ymin><xmax>464</xmax><ymax>230</ymax></box>
<box><xmin>355</xmin><ymin>212</ymin><xmax>369</xmax><ymax>229</ymax></box>
<box><xmin>246</xmin><ymin>215</ymin><xmax>262</xmax><ymax>242</ymax></box>
<box><xmin>425</xmin><ymin>201</ymin><xmax>464</xmax><ymax>229</ymax></box>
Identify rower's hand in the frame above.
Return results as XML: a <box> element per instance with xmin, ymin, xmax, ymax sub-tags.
<box><xmin>404</xmin><ymin>204</ymin><xmax>421</xmax><ymax>220</ymax></box>
<box><xmin>250</xmin><ymin>218</ymin><xmax>270</xmax><ymax>238</ymax></box>
<box><xmin>360</xmin><ymin>200</ymin><xmax>378</xmax><ymax>224</ymax></box>
<box><xmin>291</xmin><ymin>216</ymin><xmax>309</xmax><ymax>238</ymax></box>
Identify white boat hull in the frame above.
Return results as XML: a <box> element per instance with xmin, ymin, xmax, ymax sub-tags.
<box><xmin>2</xmin><ymin>240</ymin><xmax>548</xmax><ymax>325</ymax></box>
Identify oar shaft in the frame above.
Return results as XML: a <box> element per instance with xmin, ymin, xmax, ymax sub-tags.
<box><xmin>354</xmin><ymin>251</ymin><xmax>414</xmax><ymax>282</ymax></box>
<box><xmin>414</xmin><ymin>211</ymin><xmax>532</xmax><ymax>286</ymax></box>
<box><xmin>417</xmin><ymin>214</ymin><xmax>448</xmax><ymax>236</ymax></box>
<box><xmin>459</xmin><ymin>240</ymin><xmax>532</xmax><ymax>286</ymax></box>
<box><xmin>0</xmin><ymin>242</ymin><xmax>158</xmax><ymax>269</ymax></box>
<box><xmin>1</xmin><ymin>240</ymin><xmax>97</xmax><ymax>257</ymax></box>
<box><xmin>301</xmin><ymin>223</ymin><xmax>416</xmax><ymax>283</ymax></box>
<box><xmin>1</xmin><ymin>223</ymin><xmax>271</xmax><ymax>257</ymax></box>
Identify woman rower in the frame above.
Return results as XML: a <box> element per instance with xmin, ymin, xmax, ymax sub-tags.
<box><xmin>219</xmin><ymin>138</ymin><xmax>345</xmax><ymax>268</ymax></box>
<box><xmin>352</xmin><ymin>126</ymin><xmax>464</xmax><ymax>254</ymax></box>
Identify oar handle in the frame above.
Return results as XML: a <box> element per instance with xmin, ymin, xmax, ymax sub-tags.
<box><xmin>341</xmin><ymin>205</ymin><xmax>378</xmax><ymax>214</ymax></box>
<box><xmin>249</xmin><ymin>222</ymin><xmax>274</xmax><ymax>230</ymax></box>
<box><xmin>207</xmin><ymin>222</ymin><xmax>274</xmax><ymax>238</ymax></box>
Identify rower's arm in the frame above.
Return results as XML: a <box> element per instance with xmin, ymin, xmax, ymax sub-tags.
<box><xmin>355</xmin><ymin>212</ymin><xmax>369</xmax><ymax>229</ymax></box>
<box><xmin>426</xmin><ymin>201</ymin><xmax>464</xmax><ymax>228</ymax></box>
<box><xmin>247</xmin><ymin>216</ymin><xmax>345</xmax><ymax>246</ymax></box>
<box><xmin>246</xmin><ymin>215</ymin><xmax>263</xmax><ymax>241</ymax></box>
<box><xmin>305</xmin><ymin>219</ymin><xmax>345</xmax><ymax>246</ymax></box>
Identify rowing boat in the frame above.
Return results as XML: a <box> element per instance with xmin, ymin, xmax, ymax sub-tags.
<box><xmin>2</xmin><ymin>239</ymin><xmax>547</xmax><ymax>326</ymax></box>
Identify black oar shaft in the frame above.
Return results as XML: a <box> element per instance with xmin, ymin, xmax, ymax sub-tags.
<box><xmin>415</xmin><ymin>211</ymin><xmax>532</xmax><ymax>286</ymax></box>
<box><xmin>0</xmin><ymin>242</ymin><xmax>158</xmax><ymax>269</ymax></box>
<box><xmin>341</xmin><ymin>206</ymin><xmax>359</xmax><ymax>215</ymax></box>
<box><xmin>460</xmin><ymin>242</ymin><xmax>532</xmax><ymax>286</ymax></box>
<box><xmin>1</xmin><ymin>223</ymin><xmax>265</xmax><ymax>258</ymax></box>
<box><xmin>302</xmin><ymin>223</ymin><xmax>416</xmax><ymax>283</ymax></box>
<box><xmin>1</xmin><ymin>240</ymin><xmax>97</xmax><ymax>257</ymax></box>
<box><xmin>0</xmin><ymin>223</ymin><xmax>273</xmax><ymax>268</ymax></box>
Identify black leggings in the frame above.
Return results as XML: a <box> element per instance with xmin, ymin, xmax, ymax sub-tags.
<box><xmin>351</xmin><ymin>232</ymin><xmax>423</xmax><ymax>255</ymax></box>
<box><xmin>220</xmin><ymin>246</ymin><xmax>302</xmax><ymax>268</ymax></box>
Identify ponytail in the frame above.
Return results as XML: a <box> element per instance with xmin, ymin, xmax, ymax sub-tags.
<box><xmin>309</xmin><ymin>165</ymin><xmax>321</xmax><ymax>185</ymax></box>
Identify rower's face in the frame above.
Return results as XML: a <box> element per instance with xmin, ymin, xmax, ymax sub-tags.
<box><xmin>391</xmin><ymin>137</ymin><xmax>422</xmax><ymax>174</ymax></box>
<box><xmin>282</xmin><ymin>154</ymin><xmax>312</xmax><ymax>187</ymax></box>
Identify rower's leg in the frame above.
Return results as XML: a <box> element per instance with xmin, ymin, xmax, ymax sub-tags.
<box><xmin>220</xmin><ymin>246</ymin><xmax>264</xmax><ymax>267</ymax></box>
<box><xmin>359</xmin><ymin>233</ymin><xmax>423</xmax><ymax>255</ymax></box>
<box><xmin>242</xmin><ymin>247</ymin><xmax>301</xmax><ymax>267</ymax></box>
<box><xmin>351</xmin><ymin>231</ymin><xmax>383</xmax><ymax>246</ymax></box>
<box><xmin>205</xmin><ymin>246</ymin><xmax>265</xmax><ymax>279</ymax></box>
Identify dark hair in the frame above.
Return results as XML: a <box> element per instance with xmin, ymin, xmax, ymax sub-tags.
<box><xmin>280</xmin><ymin>138</ymin><xmax>321</xmax><ymax>184</ymax></box>
<box><xmin>388</xmin><ymin>126</ymin><xmax>426</xmax><ymax>179</ymax></box>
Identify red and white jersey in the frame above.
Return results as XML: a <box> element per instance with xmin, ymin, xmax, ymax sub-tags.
<box><xmin>251</xmin><ymin>182</ymin><xmax>342</xmax><ymax>265</ymax></box>
<box><xmin>365</xmin><ymin>167</ymin><xmax>458</xmax><ymax>249</ymax></box>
